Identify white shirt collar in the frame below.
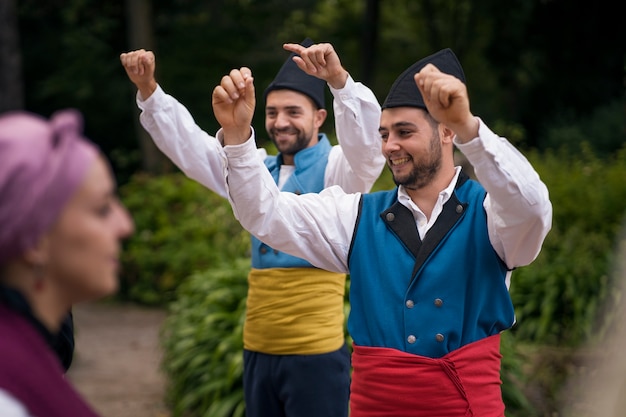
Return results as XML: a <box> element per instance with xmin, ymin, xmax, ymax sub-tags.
<box><xmin>397</xmin><ymin>166</ymin><xmax>463</xmax><ymax>237</ymax></box>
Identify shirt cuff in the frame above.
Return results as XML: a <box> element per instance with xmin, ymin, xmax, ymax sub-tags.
<box><xmin>136</xmin><ymin>84</ymin><xmax>165</xmax><ymax>110</ymax></box>
<box><xmin>453</xmin><ymin>118</ymin><xmax>499</xmax><ymax>159</ymax></box>
<box><xmin>220</xmin><ymin>127</ymin><xmax>257</xmax><ymax>157</ymax></box>
<box><xmin>328</xmin><ymin>74</ymin><xmax>357</xmax><ymax>100</ymax></box>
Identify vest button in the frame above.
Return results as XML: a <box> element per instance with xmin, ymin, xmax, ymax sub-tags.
<box><xmin>405</xmin><ymin>300</ymin><xmax>414</xmax><ymax>309</ymax></box>
<box><xmin>407</xmin><ymin>335</ymin><xmax>416</xmax><ymax>344</ymax></box>
<box><xmin>435</xmin><ymin>333</ymin><xmax>445</xmax><ymax>342</ymax></box>
<box><xmin>434</xmin><ymin>298</ymin><xmax>443</xmax><ymax>307</ymax></box>
<box><xmin>260</xmin><ymin>247</ymin><xmax>268</xmax><ymax>254</ymax></box>
<box><xmin>385</xmin><ymin>212</ymin><xmax>395</xmax><ymax>222</ymax></box>
<box><xmin>456</xmin><ymin>204</ymin><xmax>464</xmax><ymax>213</ymax></box>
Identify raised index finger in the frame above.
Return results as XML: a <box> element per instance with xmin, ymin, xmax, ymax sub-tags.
<box><xmin>283</xmin><ymin>43</ymin><xmax>304</xmax><ymax>55</ymax></box>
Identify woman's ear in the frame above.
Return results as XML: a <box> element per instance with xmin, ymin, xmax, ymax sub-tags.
<box><xmin>22</xmin><ymin>235</ymin><xmax>51</xmax><ymax>266</ymax></box>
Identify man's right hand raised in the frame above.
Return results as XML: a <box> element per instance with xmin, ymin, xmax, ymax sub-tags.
<box><xmin>119</xmin><ymin>49</ymin><xmax>158</xmax><ymax>100</ymax></box>
<box><xmin>212</xmin><ymin>67</ymin><xmax>256</xmax><ymax>145</ymax></box>
<box><xmin>283</xmin><ymin>42</ymin><xmax>348</xmax><ymax>90</ymax></box>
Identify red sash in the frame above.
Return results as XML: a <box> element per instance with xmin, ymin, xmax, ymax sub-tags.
<box><xmin>350</xmin><ymin>334</ymin><xmax>505</xmax><ymax>417</ymax></box>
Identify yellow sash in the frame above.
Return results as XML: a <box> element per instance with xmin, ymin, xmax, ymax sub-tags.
<box><xmin>244</xmin><ymin>267</ymin><xmax>346</xmax><ymax>355</ymax></box>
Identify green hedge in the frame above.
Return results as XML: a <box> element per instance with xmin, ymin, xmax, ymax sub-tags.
<box><xmin>161</xmin><ymin>259</ymin><xmax>249</xmax><ymax>417</ymax></box>
<box><xmin>510</xmin><ymin>145</ymin><xmax>626</xmax><ymax>347</ymax></box>
<box><xmin>118</xmin><ymin>172</ymin><xmax>250</xmax><ymax>305</ymax></box>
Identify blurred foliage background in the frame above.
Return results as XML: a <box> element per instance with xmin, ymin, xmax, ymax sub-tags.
<box><xmin>3</xmin><ymin>0</ymin><xmax>624</xmax><ymax>180</ymax></box>
<box><xmin>2</xmin><ymin>0</ymin><xmax>625</xmax><ymax>416</ymax></box>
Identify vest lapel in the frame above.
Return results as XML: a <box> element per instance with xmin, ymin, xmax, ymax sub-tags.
<box><xmin>380</xmin><ymin>201</ymin><xmax>421</xmax><ymax>258</ymax></box>
<box><xmin>410</xmin><ymin>171</ymin><xmax>471</xmax><ymax>278</ymax></box>
<box><xmin>376</xmin><ymin>171</ymin><xmax>471</xmax><ymax>279</ymax></box>
<box><xmin>411</xmin><ymin>194</ymin><xmax>468</xmax><ymax>277</ymax></box>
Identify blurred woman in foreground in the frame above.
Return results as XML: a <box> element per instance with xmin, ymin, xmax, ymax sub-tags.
<box><xmin>0</xmin><ymin>109</ymin><xmax>134</xmax><ymax>417</ymax></box>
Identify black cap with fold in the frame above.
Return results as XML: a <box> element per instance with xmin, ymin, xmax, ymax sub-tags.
<box><xmin>382</xmin><ymin>48</ymin><xmax>465</xmax><ymax>110</ymax></box>
<box><xmin>263</xmin><ymin>38</ymin><xmax>326</xmax><ymax>109</ymax></box>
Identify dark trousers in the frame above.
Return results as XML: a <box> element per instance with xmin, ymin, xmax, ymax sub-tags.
<box><xmin>243</xmin><ymin>344</ymin><xmax>351</xmax><ymax>417</ymax></box>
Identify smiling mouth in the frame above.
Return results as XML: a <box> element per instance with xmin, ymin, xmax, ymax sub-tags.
<box><xmin>390</xmin><ymin>157</ymin><xmax>410</xmax><ymax>166</ymax></box>
<box><xmin>275</xmin><ymin>132</ymin><xmax>295</xmax><ymax>139</ymax></box>
<box><xmin>273</xmin><ymin>127</ymin><xmax>298</xmax><ymax>135</ymax></box>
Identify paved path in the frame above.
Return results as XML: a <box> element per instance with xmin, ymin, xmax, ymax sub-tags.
<box><xmin>66</xmin><ymin>302</ymin><xmax>171</xmax><ymax>417</ymax></box>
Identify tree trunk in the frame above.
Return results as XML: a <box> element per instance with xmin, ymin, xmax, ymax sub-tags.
<box><xmin>125</xmin><ymin>0</ymin><xmax>173</xmax><ymax>174</ymax></box>
<box><xmin>361</xmin><ymin>0</ymin><xmax>380</xmax><ymax>86</ymax></box>
<box><xmin>0</xmin><ymin>0</ymin><xmax>24</xmax><ymax>112</ymax></box>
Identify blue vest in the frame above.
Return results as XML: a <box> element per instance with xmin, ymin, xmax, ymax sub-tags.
<box><xmin>251</xmin><ymin>134</ymin><xmax>331</xmax><ymax>269</ymax></box>
<box><xmin>347</xmin><ymin>172</ymin><xmax>514</xmax><ymax>358</ymax></box>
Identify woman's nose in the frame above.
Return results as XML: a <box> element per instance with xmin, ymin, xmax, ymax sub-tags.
<box><xmin>115</xmin><ymin>202</ymin><xmax>135</xmax><ymax>239</ymax></box>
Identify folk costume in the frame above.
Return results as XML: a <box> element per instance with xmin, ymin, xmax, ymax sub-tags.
<box><xmin>219</xmin><ymin>49</ymin><xmax>552</xmax><ymax>416</ymax></box>
<box><xmin>134</xmin><ymin>39</ymin><xmax>384</xmax><ymax>417</ymax></box>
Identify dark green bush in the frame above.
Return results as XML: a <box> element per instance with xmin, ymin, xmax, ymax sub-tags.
<box><xmin>503</xmin><ymin>146</ymin><xmax>626</xmax><ymax>415</ymax></box>
<box><xmin>540</xmin><ymin>99</ymin><xmax>626</xmax><ymax>156</ymax></box>
<box><xmin>161</xmin><ymin>258</ymin><xmax>249</xmax><ymax>417</ymax></box>
<box><xmin>118</xmin><ymin>172</ymin><xmax>250</xmax><ymax>305</ymax></box>
<box><xmin>500</xmin><ymin>332</ymin><xmax>538</xmax><ymax>417</ymax></box>
<box><xmin>510</xmin><ymin>145</ymin><xmax>626</xmax><ymax>347</ymax></box>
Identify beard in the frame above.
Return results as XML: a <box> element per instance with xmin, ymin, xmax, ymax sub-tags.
<box><xmin>391</xmin><ymin>133</ymin><xmax>443</xmax><ymax>190</ymax></box>
<box><xmin>269</xmin><ymin>127</ymin><xmax>314</xmax><ymax>157</ymax></box>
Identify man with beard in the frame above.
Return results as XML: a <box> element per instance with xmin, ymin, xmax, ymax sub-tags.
<box><xmin>211</xmin><ymin>48</ymin><xmax>553</xmax><ymax>416</ymax></box>
<box><xmin>121</xmin><ymin>39</ymin><xmax>385</xmax><ymax>417</ymax></box>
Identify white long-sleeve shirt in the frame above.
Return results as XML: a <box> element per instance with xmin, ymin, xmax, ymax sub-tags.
<box><xmin>136</xmin><ymin>75</ymin><xmax>386</xmax><ymax>197</ymax></box>
<box><xmin>220</xmin><ymin>119</ymin><xmax>552</xmax><ymax>274</ymax></box>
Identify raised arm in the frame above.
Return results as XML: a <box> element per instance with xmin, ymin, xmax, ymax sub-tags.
<box><xmin>327</xmin><ymin>75</ymin><xmax>385</xmax><ymax>192</ymax></box>
<box><xmin>284</xmin><ymin>42</ymin><xmax>385</xmax><ymax>193</ymax></box>
<box><xmin>120</xmin><ymin>49</ymin><xmax>235</xmax><ymax>198</ymax></box>
<box><xmin>457</xmin><ymin>122</ymin><xmax>552</xmax><ymax>269</ymax></box>
<box><xmin>212</xmin><ymin>68</ymin><xmax>359</xmax><ymax>273</ymax></box>
<box><xmin>415</xmin><ymin>63</ymin><xmax>553</xmax><ymax>268</ymax></box>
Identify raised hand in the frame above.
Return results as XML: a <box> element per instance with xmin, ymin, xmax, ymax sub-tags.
<box><xmin>414</xmin><ymin>64</ymin><xmax>478</xmax><ymax>142</ymax></box>
<box><xmin>283</xmin><ymin>42</ymin><xmax>348</xmax><ymax>89</ymax></box>
<box><xmin>119</xmin><ymin>49</ymin><xmax>157</xmax><ymax>99</ymax></box>
<box><xmin>212</xmin><ymin>67</ymin><xmax>256</xmax><ymax>145</ymax></box>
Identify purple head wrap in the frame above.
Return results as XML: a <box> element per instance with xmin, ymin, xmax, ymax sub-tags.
<box><xmin>0</xmin><ymin>109</ymin><xmax>99</xmax><ymax>263</ymax></box>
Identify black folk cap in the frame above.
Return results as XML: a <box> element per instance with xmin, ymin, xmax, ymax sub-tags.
<box><xmin>382</xmin><ymin>48</ymin><xmax>466</xmax><ymax>110</ymax></box>
<box><xmin>263</xmin><ymin>38</ymin><xmax>326</xmax><ymax>110</ymax></box>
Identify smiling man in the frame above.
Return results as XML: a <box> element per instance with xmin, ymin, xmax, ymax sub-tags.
<box><xmin>121</xmin><ymin>38</ymin><xmax>385</xmax><ymax>417</ymax></box>
<box><xmin>212</xmin><ymin>48</ymin><xmax>553</xmax><ymax>417</ymax></box>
